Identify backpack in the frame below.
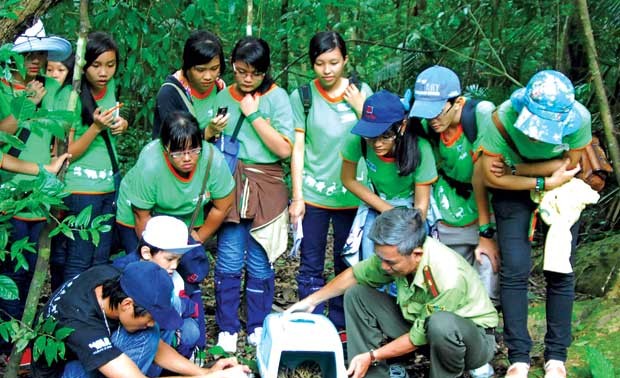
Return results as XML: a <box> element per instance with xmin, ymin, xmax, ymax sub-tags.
<box><xmin>298</xmin><ymin>75</ymin><xmax>361</xmax><ymax>121</ymax></box>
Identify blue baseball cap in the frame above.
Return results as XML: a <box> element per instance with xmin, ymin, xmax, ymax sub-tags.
<box><xmin>351</xmin><ymin>90</ymin><xmax>406</xmax><ymax>138</ymax></box>
<box><xmin>510</xmin><ymin>70</ymin><xmax>582</xmax><ymax>144</ymax></box>
<box><xmin>120</xmin><ymin>261</ymin><xmax>182</xmax><ymax>330</ymax></box>
<box><xmin>409</xmin><ymin>65</ymin><xmax>461</xmax><ymax>119</ymax></box>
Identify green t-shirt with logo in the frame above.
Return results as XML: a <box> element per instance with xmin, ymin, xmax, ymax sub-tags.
<box><xmin>215</xmin><ymin>84</ymin><xmax>295</xmax><ymax>164</ymax></box>
<box><xmin>478</xmin><ymin>99</ymin><xmax>592</xmax><ymax>165</ymax></box>
<box><xmin>0</xmin><ymin>77</ymin><xmax>61</xmax><ymax>219</ymax></box>
<box><xmin>289</xmin><ymin>79</ymin><xmax>373</xmax><ymax>208</ymax></box>
<box><xmin>432</xmin><ymin>100</ymin><xmax>496</xmax><ymax>226</ymax></box>
<box><xmin>116</xmin><ymin>140</ymin><xmax>235</xmax><ymax>227</ymax></box>
<box><xmin>64</xmin><ymin>79</ymin><xmax>119</xmax><ymax>193</ymax></box>
<box><xmin>341</xmin><ymin>135</ymin><xmax>437</xmax><ymax>201</ymax></box>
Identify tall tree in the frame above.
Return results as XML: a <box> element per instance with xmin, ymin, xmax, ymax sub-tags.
<box><xmin>576</xmin><ymin>0</ymin><xmax>620</xmax><ymax>188</ymax></box>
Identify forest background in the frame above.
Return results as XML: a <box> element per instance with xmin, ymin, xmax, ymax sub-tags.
<box><xmin>1</xmin><ymin>0</ymin><xmax>620</xmax><ymax>377</ymax></box>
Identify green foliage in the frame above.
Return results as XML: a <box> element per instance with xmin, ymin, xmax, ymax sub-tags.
<box><xmin>0</xmin><ymin>275</ymin><xmax>18</xmax><ymax>300</ymax></box>
<box><xmin>0</xmin><ymin>0</ymin><xmax>23</xmax><ymax>20</ymax></box>
<box><xmin>31</xmin><ymin>315</ymin><xmax>73</xmax><ymax>366</ymax></box>
<box><xmin>48</xmin><ymin>205</ymin><xmax>114</xmax><ymax>247</ymax></box>
<box><xmin>587</xmin><ymin>346</ymin><xmax>616</xmax><ymax>378</ymax></box>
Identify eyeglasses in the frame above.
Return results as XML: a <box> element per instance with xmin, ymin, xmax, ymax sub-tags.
<box><xmin>167</xmin><ymin>147</ymin><xmax>202</xmax><ymax>159</ymax></box>
<box><xmin>233</xmin><ymin>63</ymin><xmax>265</xmax><ymax>79</ymax></box>
<box><xmin>427</xmin><ymin>103</ymin><xmax>454</xmax><ymax>120</ymax></box>
<box><xmin>363</xmin><ymin>131</ymin><xmax>398</xmax><ymax>143</ymax></box>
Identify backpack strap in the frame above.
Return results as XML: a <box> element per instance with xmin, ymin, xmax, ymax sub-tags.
<box><xmin>360</xmin><ymin>137</ymin><xmax>367</xmax><ymax>159</ymax></box>
<box><xmin>492</xmin><ymin>111</ymin><xmax>521</xmax><ymax>158</ymax></box>
<box><xmin>188</xmin><ymin>144</ymin><xmax>214</xmax><ymax>231</ymax></box>
<box><xmin>299</xmin><ymin>83</ymin><xmax>312</xmax><ymax>121</ymax></box>
<box><xmin>460</xmin><ymin>99</ymin><xmax>481</xmax><ymax>144</ymax></box>
<box><xmin>162</xmin><ymin>82</ymin><xmax>196</xmax><ymax>118</ymax></box>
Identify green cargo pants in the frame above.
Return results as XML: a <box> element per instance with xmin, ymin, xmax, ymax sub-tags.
<box><xmin>344</xmin><ymin>284</ymin><xmax>496</xmax><ymax>378</ymax></box>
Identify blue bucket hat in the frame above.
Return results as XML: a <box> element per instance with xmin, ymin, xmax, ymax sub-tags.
<box><xmin>511</xmin><ymin>70</ymin><xmax>581</xmax><ymax>144</ymax></box>
<box><xmin>409</xmin><ymin>65</ymin><xmax>461</xmax><ymax>119</ymax></box>
<box><xmin>120</xmin><ymin>261</ymin><xmax>182</xmax><ymax>330</ymax></box>
<box><xmin>351</xmin><ymin>90</ymin><xmax>406</xmax><ymax>138</ymax></box>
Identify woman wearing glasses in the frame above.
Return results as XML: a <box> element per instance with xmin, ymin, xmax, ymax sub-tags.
<box><xmin>115</xmin><ymin>110</ymin><xmax>234</xmax><ymax>256</ymax></box>
<box><xmin>341</xmin><ymin>90</ymin><xmax>437</xmax><ymax>265</ymax></box>
<box><xmin>212</xmin><ymin>36</ymin><xmax>294</xmax><ymax>353</ymax></box>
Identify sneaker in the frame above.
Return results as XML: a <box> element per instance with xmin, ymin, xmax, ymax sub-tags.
<box><xmin>505</xmin><ymin>362</ymin><xmax>529</xmax><ymax>378</ymax></box>
<box><xmin>469</xmin><ymin>362</ymin><xmax>494</xmax><ymax>378</ymax></box>
<box><xmin>247</xmin><ymin>327</ymin><xmax>263</xmax><ymax>347</ymax></box>
<box><xmin>544</xmin><ymin>360</ymin><xmax>566</xmax><ymax>378</ymax></box>
<box><xmin>388</xmin><ymin>364</ymin><xmax>409</xmax><ymax>378</ymax></box>
<box><xmin>216</xmin><ymin>331</ymin><xmax>238</xmax><ymax>353</ymax></box>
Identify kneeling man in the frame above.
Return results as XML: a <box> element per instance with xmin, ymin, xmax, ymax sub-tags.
<box><xmin>288</xmin><ymin>207</ymin><xmax>498</xmax><ymax>378</ymax></box>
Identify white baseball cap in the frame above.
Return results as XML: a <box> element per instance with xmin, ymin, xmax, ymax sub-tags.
<box><xmin>142</xmin><ymin>216</ymin><xmax>201</xmax><ymax>254</ymax></box>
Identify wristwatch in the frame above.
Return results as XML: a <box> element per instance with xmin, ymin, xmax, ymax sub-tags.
<box><xmin>369</xmin><ymin>349</ymin><xmax>379</xmax><ymax>366</ymax></box>
<box><xmin>479</xmin><ymin>225</ymin><xmax>496</xmax><ymax>239</ymax></box>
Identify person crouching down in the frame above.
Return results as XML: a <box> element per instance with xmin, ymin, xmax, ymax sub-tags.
<box><xmin>287</xmin><ymin>207</ymin><xmax>498</xmax><ymax>378</ymax></box>
<box><xmin>31</xmin><ymin>260</ymin><xmax>250</xmax><ymax>378</ymax></box>
<box><xmin>113</xmin><ymin>215</ymin><xmax>206</xmax><ymax>374</ymax></box>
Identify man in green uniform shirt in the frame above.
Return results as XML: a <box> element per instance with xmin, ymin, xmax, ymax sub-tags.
<box><xmin>287</xmin><ymin>207</ymin><xmax>498</xmax><ymax>378</ymax></box>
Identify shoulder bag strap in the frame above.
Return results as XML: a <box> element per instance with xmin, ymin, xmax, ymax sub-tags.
<box><xmin>100</xmin><ymin>130</ymin><xmax>119</xmax><ymax>174</ymax></box>
<box><xmin>162</xmin><ymin>82</ymin><xmax>196</xmax><ymax>118</ymax></box>
<box><xmin>188</xmin><ymin>144</ymin><xmax>214</xmax><ymax>231</ymax></box>
<box><xmin>230</xmin><ymin>114</ymin><xmax>246</xmax><ymax>143</ymax></box>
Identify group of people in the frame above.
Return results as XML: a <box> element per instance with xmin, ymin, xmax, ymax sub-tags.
<box><xmin>0</xmin><ymin>18</ymin><xmax>593</xmax><ymax>378</ymax></box>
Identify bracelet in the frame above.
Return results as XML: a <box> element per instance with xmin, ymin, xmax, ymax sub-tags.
<box><xmin>510</xmin><ymin>164</ymin><xmax>517</xmax><ymax>175</ymax></box>
<box><xmin>478</xmin><ymin>223</ymin><xmax>496</xmax><ymax>233</ymax></box>
<box><xmin>246</xmin><ymin>111</ymin><xmax>262</xmax><ymax>123</ymax></box>
<box><xmin>369</xmin><ymin>349</ymin><xmax>379</xmax><ymax>366</ymax></box>
<box><xmin>535</xmin><ymin>177</ymin><xmax>545</xmax><ymax>193</ymax></box>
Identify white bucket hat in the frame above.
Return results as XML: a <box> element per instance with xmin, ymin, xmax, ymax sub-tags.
<box><xmin>12</xmin><ymin>19</ymin><xmax>72</xmax><ymax>61</ymax></box>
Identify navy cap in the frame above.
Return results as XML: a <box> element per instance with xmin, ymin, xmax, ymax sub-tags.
<box><xmin>409</xmin><ymin>65</ymin><xmax>461</xmax><ymax>119</ymax></box>
<box><xmin>120</xmin><ymin>261</ymin><xmax>182</xmax><ymax>330</ymax></box>
<box><xmin>351</xmin><ymin>90</ymin><xmax>406</xmax><ymax>138</ymax></box>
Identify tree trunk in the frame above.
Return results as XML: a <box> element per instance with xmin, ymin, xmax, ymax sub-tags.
<box><xmin>246</xmin><ymin>0</ymin><xmax>253</xmax><ymax>36</ymax></box>
<box><xmin>4</xmin><ymin>226</ymin><xmax>53</xmax><ymax>378</ymax></box>
<box><xmin>575</xmin><ymin>0</ymin><xmax>620</xmax><ymax>188</ymax></box>
<box><xmin>279</xmin><ymin>0</ymin><xmax>289</xmax><ymax>90</ymax></box>
<box><xmin>0</xmin><ymin>0</ymin><xmax>64</xmax><ymax>43</ymax></box>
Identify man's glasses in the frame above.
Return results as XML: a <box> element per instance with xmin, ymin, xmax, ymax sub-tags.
<box><xmin>168</xmin><ymin>147</ymin><xmax>202</xmax><ymax>159</ymax></box>
<box><xmin>427</xmin><ymin>103</ymin><xmax>454</xmax><ymax>120</ymax></box>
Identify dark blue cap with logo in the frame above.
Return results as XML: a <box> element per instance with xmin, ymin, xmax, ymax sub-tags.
<box><xmin>351</xmin><ymin>90</ymin><xmax>406</xmax><ymax>138</ymax></box>
<box><xmin>120</xmin><ymin>261</ymin><xmax>182</xmax><ymax>330</ymax></box>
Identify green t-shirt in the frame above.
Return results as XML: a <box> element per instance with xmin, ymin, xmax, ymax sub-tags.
<box><xmin>64</xmin><ymin>79</ymin><xmax>120</xmax><ymax>193</ymax></box>
<box><xmin>479</xmin><ymin>99</ymin><xmax>592</xmax><ymax>165</ymax></box>
<box><xmin>0</xmin><ymin>94</ymin><xmax>10</xmax><ymax>120</ymax></box>
<box><xmin>116</xmin><ymin>140</ymin><xmax>235</xmax><ymax>227</ymax></box>
<box><xmin>0</xmin><ymin>77</ymin><xmax>61</xmax><ymax>219</ymax></box>
<box><xmin>341</xmin><ymin>135</ymin><xmax>437</xmax><ymax>201</ymax></box>
<box><xmin>432</xmin><ymin>100</ymin><xmax>496</xmax><ymax>226</ymax></box>
<box><xmin>192</xmin><ymin>86</ymin><xmax>219</xmax><ymax>131</ymax></box>
<box><xmin>289</xmin><ymin>79</ymin><xmax>373</xmax><ymax>208</ymax></box>
<box><xmin>353</xmin><ymin>237</ymin><xmax>498</xmax><ymax>346</ymax></box>
<box><xmin>215</xmin><ymin>84</ymin><xmax>295</xmax><ymax>164</ymax></box>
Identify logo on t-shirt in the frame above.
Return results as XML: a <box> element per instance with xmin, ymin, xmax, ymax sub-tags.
<box><xmin>89</xmin><ymin>337</ymin><xmax>113</xmax><ymax>355</ymax></box>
